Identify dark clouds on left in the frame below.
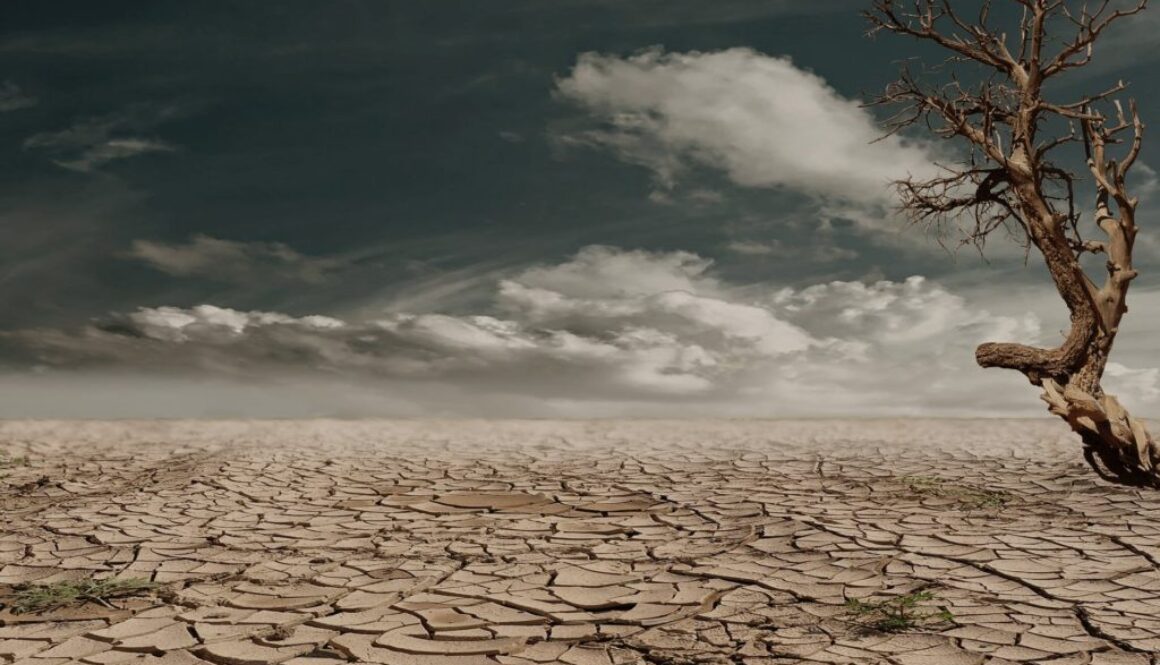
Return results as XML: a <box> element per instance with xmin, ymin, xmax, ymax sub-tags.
<box><xmin>0</xmin><ymin>0</ymin><xmax>912</xmax><ymax>329</ymax></box>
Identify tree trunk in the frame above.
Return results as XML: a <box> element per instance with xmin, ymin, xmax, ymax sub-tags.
<box><xmin>867</xmin><ymin>0</ymin><xmax>1153</xmax><ymax>487</ymax></box>
<box><xmin>996</xmin><ymin>328</ymin><xmax>1160</xmax><ymax>486</ymax></box>
<box><xmin>971</xmin><ymin>131</ymin><xmax>1160</xmax><ymax>486</ymax></box>
<box><xmin>975</xmin><ymin>191</ymin><xmax>1160</xmax><ymax>486</ymax></box>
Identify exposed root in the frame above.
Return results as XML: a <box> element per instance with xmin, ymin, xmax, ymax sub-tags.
<box><xmin>1040</xmin><ymin>379</ymin><xmax>1160</xmax><ymax>488</ymax></box>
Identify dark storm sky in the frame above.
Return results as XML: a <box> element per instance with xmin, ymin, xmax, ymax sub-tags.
<box><xmin>1</xmin><ymin>1</ymin><xmax>1158</xmax><ymax>417</ymax></box>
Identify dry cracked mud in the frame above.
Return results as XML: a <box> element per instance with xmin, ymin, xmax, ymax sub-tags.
<box><xmin>2</xmin><ymin>419</ymin><xmax>1160</xmax><ymax>665</ymax></box>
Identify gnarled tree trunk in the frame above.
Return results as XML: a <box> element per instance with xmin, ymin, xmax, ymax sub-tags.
<box><xmin>867</xmin><ymin>1</ymin><xmax>1157</xmax><ymax>486</ymax></box>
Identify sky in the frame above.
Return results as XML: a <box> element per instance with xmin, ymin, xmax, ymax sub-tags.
<box><xmin>1</xmin><ymin>0</ymin><xmax>1159</xmax><ymax>418</ymax></box>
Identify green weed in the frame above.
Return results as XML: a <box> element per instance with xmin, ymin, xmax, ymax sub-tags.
<box><xmin>898</xmin><ymin>475</ymin><xmax>1010</xmax><ymax>510</ymax></box>
<box><xmin>844</xmin><ymin>589</ymin><xmax>954</xmax><ymax>633</ymax></box>
<box><xmin>10</xmin><ymin>577</ymin><xmax>160</xmax><ymax>614</ymax></box>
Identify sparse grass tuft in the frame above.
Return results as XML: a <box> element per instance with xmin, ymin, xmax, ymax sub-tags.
<box><xmin>844</xmin><ymin>589</ymin><xmax>954</xmax><ymax>633</ymax></box>
<box><xmin>0</xmin><ymin>453</ymin><xmax>28</xmax><ymax>473</ymax></box>
<box><xmin>898</xmin><ymin>475</ymin><xmax>1011</xmax><ymax>510</ymax></box>
<box><xmin>10</xmin><ymin>577</ymin><xmax>160</xmax><ymax>614</ymax></box>
<box><xmin>899</xmin><ymin>475</ymin><xmax>942</xmax><ymax>490</ymax></box>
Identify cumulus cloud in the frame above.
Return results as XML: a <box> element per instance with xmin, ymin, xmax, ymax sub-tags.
<box><xmin>129</xmin><ymin>235</ymin><xmax>344</xmax><ymax>283</ymax></box>
<box><xmin>10</xmin><ymin>244</ymin><xmax>1148</xmax><ymax>418</ymax></box>
<box><xmin>554</xmin><ymin>48</ymin><xmax>938</xmax><ymax>205</ymax></box>
<box><xmin>23</xmin><ymin>103</ymin><xmax>182</xmax><ymax>172</ymax></box>
<box><xmin>1105</xmin><ymin>361</ymin><xmax>1160</xmax><ymax>406</ymax></box>
<box><xmin>0</xmin><ymin>81</ymin><xmax>36</xmax><ymax>112</ymax></box>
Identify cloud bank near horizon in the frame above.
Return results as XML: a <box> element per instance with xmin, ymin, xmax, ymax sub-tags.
<box><xmin>7</xmin><ymin>245</ymin><xmax>1156</xmax><ymax>418</ymax></box>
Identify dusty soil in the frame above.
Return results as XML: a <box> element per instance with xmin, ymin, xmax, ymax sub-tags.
<box><xmin>1</xmin><ymin>419</ymin><xmax>1159</xmax><ymax>665</ymax></box>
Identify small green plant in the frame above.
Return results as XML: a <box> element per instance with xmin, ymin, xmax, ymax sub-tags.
<box><xmin>0</xmin><ymin>453</ymin><xmax>28</xmax><ymax>472</ymax></box>
<box><xmin>899</xmin><ymin>476</ymin><xmax>942</xmax><ymax>490</ymax></box>
<box><xmin>844</xmin><ymin>589</ymin><xmax>954</xmax><ymax>633</ymax></box>
<box><xmin>10</xmin><ymin>577</ymin><xmax>160</xmax><ymax>614</ymax></box>
<box><xmin>898</xmin><ymin>475</ymin><xmax>1010</xmax><ymax>510</ymax></box>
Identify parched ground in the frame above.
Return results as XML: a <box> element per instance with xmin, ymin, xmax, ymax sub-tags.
<box><xmin>2</xmin><ymin>420</ymin><xmax>1160</xmax><ymax>665</ymax></box>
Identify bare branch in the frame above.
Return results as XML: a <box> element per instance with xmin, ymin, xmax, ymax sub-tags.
<box><xmin>893</xmin><ymin>164</ymin><xmax>1032</xmax><ymax>253</ymax></box>
<box><xmin>1043</xmin><ymin>0</ymin><xmax>1148</xmax><ymax>78</ymax></box>
<box><xmin>865</xmin><ymin>1</ymin><xmax>1022</xmax><ymax>74</ymax></box>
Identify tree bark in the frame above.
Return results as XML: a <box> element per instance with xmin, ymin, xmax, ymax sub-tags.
<box><xmin>975</xmin><ymin>173</ymin><xmax>1158</xmax><ymax>486</ymax></box>
<box><xmin>866</xmin><ymin>0</ymin><xmax>1156</xmax><ymax>486</ymax></box>
<box><xmin>976</xmin><ymin>206</ymin><xmax>1159</xmax><ymax>486</ymax></box>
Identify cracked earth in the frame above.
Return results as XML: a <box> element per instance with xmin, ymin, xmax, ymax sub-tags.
<box><xmin>2</xmin><ymin>419</ymin><xmax>1160</xmax><ymax>665</ymax></box>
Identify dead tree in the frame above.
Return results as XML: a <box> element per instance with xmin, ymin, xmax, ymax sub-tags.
<box><xmin>866</xmin><ymin>0</ymin><xmax>1157</xmax><ymax>486</ymax></box>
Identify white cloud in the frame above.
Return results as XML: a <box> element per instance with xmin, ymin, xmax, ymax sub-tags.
<box><xmin>554</xmin><ymin>47</ymin><xmax>938</xmax><ymax>204</ymax></box>
<box><xmin>23</xmin><ymin>104</ymin><xmax>183</xmax><ymax>172</ymax></box>
<box><xmin>62</xmin><ymin>138</ymin><xmax>174</xmax><ymax>172</ymax></box>
<box><xmin>725</xmin><ymin>239</ymin><xmax>857</xmax><ymax>262</ymax></box>
<box><xmin>0</xmin><ymin>81</ymin><xmax>36</xmax><ymax>112</ymax></box>
<box><xmin>1105</xmin><ymin>361</ymin><xmax>1160</xmax><ymax>406</ymax></box>
<box><xmin>1133</xmin><ymin>162</ymin><xmax>1159</xmax><ymax>202</ymax></box>
<box><xmin>726</xmin><ymin>240</ymin><xmax>779</xmax><ymax>256</ymax></box>
<box><xmin>129</xmin><ymin>235</ymin><xmax>344</xmax><ymax>283</ymax></box>
<box><xmin>506</xmin><ymin>245</ymin><xmax>722</xmax><ymax>299</ymax></box>
<box><xmin>127</xmin><ymin>305</ymin><xmax>344</xmax><ymax>341</ymax></box>
<box><xmin>11</xmin><ymin>244</ymin><xmax>1149</xmax><ymax>418</ymax></box>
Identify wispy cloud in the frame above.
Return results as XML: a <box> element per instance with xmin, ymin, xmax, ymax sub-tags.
<box><xmin>725</xmin><ymin>239</ymin><xmax>857</xmax><ymax>263</ymax></box>
<box><xmin>1057</xmin><ymin>6</ymin><xmax>1160</xmax><ymax>77</ymax></box>
<box><xmin>129</xmin><ymin>235</ymin><xmax>345</xmax><ymax>284</ymax></box>
<box><xmin>23</xmin><ymin>103</ymin><xmax>183</xmax><ymax>172</ymax></box>
<box><xmin>0</xmin><ymin>81</ymin><xmax>36</xmax><ymax>112</ymax></box>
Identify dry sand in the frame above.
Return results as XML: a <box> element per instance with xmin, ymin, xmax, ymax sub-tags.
<box><xmin>1</xmin><ymin>419</ymin><xmax>1159</xmax><ymax>664</ymax></box>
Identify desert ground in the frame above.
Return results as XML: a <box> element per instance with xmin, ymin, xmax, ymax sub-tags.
<box><xmin>2</xmin><ymin>419</ymin><xmax>1159</xmax><ymax>665</ymax></box>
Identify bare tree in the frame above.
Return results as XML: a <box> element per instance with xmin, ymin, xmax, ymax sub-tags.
<box><xmin>866</xmin><ymin>0</ymin><xmax>1156</xmax><ymax>486</ymax></box>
